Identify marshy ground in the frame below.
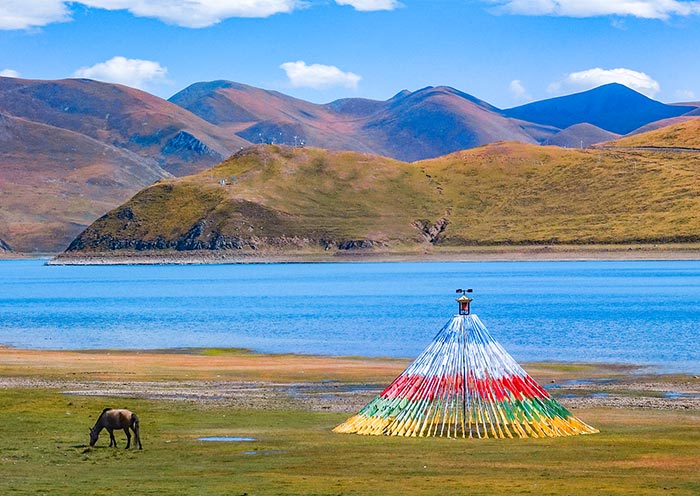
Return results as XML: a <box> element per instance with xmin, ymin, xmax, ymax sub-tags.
<box><xmin>1</xmin><ymin>347</ymin><xmax>699</xmax><ymax>495</ymax></box>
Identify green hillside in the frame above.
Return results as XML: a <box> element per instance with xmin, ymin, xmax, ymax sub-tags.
<box><xmin>65</xmin><ymin>143</ymin><xmax>700</xmax><ymax>255</ymax></box>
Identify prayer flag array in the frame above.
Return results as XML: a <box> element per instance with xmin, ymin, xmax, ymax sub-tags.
<box><xmin>334</xmin><ymin>308</ymin><xmax>597</xmax><ymax>439</ymax></box>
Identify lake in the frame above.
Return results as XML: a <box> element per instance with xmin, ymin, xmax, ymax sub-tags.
<box><xmin>0</xmin><ymin>259</ymin><xmax>699</xmax><ymax>373</ymax></box>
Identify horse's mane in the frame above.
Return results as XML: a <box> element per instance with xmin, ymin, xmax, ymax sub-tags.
<box><xmin>98</xmin><ymin>408</ymin><xmax>112</xmax><ymax>420</ymax></box>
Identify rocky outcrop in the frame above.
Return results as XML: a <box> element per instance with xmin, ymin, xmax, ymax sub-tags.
<box><xmin>67</xmin><ymin>219</ymin><xmax>257</xmax><ymax>252</ymax></box>
<box><xmin>161</xmin><ymin>131</ymin><xmax>223</xmax><ymax>161</ymax></box>
<box><xmin>413</xmin><ymin>217</ymin><xmax>449</xmax><ymax>244</ymax></box>
<box><xmin>336</xmin><ymin>240</ymin><xmax>380</xmax><ymax>250</ymax></box>
<box><xmin>0</xmin><ymin>238</ymin><xmax>12</xmax><ymax>252</ymax></box>
<box><xmin>116</xmin><ymin>207</ymin><xmax>136</xmax><ymax>222</ymax></box>
<box><xmin>67</xmin><ymin>225</ymin><xmax>385</xmax><ymax>253</ymax></box>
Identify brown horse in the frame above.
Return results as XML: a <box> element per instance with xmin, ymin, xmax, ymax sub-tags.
<box><xmin>89</xmin><ymin>408</ymin><xmax>142</xmax><ymax>449</ymax></box>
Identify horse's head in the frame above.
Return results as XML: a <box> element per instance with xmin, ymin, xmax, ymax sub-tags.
<box><xmin>89</xmin><ymin>427</ymin><xmax>99</xmax><ymax>446</ymax></box>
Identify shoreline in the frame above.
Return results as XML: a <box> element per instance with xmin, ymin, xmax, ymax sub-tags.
<box><xmin>1</xmin><ymin>347</ymin><xmax>698</xmax><ymax>412</ymax></box>
<box><xmin>42</xmin><ymin>243</ymin><xmax>700</xmax><ymax>265</ymax></box>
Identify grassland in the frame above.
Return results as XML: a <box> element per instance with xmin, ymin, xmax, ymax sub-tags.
<box><xmin>1</xmin><ymin>348</ymin><xmax>698</xmax><ymax>495</ymax></box>
<box><xmin>606</xmin><ymin>117</ymin><xmax>700</xmax><ymax>149</ymax></box>
<box><xmin>62</xmin><ymin>133</ymin><xmax>700</xmax><ymax>259</ymax></box>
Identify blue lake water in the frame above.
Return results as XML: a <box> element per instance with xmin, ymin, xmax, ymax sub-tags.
<box><xmin>0</xmin><ymin>259</ymin><xmax>699</xmax><ymax>373</ymax></box>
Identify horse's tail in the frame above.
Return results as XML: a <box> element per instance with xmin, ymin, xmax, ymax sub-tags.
<box><xmin>131</xmin><ymin>412</ymin><xmax>143</xmax><ymax>449</ymax></box>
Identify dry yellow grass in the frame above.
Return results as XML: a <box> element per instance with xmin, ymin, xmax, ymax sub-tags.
<box><xmin>606</xmin><ymin>117</ymin><xmax>700</xmax><ymax>148</ymax></box>
<box><xmin>0</xmin><ymin>346</ymin><xmax>633</xmax><ymax>384</ymax></box>
<box><xmin>0</xmin><ymin>347</ymin><xmax>406</xmax><ymax>383</ymax></box>
<box><xmin>68</xmin><ymin>141</ymin><xmax>700</xmax><ymax>254</ymax></box>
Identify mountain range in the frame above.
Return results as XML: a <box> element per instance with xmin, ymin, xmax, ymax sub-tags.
<box><xmin>1</xmin><ymin>75</ymin><xmax>699</xmax><ymax>252</ymax></box>
<box><xmin>168</xmin><ymin>81</ymin><xmax>554</xmax><ymax>161</ymax></box>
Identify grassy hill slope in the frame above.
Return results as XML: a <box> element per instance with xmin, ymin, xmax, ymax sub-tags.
<box><xmin>420</xmin><ymin>143</ymin><xmax>700</xmax><ymax>244</ymax></box>
<box><xmin>604</xmin><ymin>117</ymin><xmax>700</xmax><ymax>149</ymax></box>
<box><xmin>65</xmin><ymin>142</ymin><xmax>700</xmax><ymax>254</ymax></box>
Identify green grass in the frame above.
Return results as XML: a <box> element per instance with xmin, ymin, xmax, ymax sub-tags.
<box><xmin>1</xmin><ymin>388</ymin><xmax>699</xmax><ymax>495</ymax></box>
<box><xmin>89</xmin><ymin>181</ymin><xmax>225</xmax><ymax>240</ymax></box>
<box><xmin>194</xmin><ymin>348</ymin><xmax>257</xmax><ymax>357</ymax></box>
<box><xmin>68</xmin><ymin>142</ymin><xmax>700</xmax><ymax>254</ymax></box>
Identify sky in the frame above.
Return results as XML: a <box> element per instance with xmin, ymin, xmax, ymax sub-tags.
<box><xmin>1</xmin><ymin>0</ymin><xmax>700</xmax><ymax>108</ymax></box>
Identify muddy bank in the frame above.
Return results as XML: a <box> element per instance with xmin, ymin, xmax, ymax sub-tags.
<box><xmin>2</xmin><ymin>374</ymin><xmax>699</xmax><ymax>413</ymax></box>
<box><xmin>46</xmin><ymin>243</ymin><xmax>700</xmax><ymax>265</ymax></box>
<box><xmin>1</xmin><ymin>348</ymin><xmax>698</xmax><ymax>412</ymax></box>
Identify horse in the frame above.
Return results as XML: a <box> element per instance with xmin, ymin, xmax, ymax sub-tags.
<box><xmin>89</xmin><ymin>408</ymin><xmax>142</xmax><ymax>449</ymax></box>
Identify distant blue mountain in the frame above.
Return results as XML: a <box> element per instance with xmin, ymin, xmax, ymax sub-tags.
<box><xmin>503</xmin><ymin>83</ymin><xmax>696</xmax><ymax>135</ymax></box>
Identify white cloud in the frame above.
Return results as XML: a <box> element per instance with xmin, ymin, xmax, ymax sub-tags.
<box><xmin>509</xmin><ymin>79</ymin><xmax>532</xmax><ymax>102</ymax></box>
<box><xmin>334</xmin><ymin>0</ymin><xmax>401</xmax><ymax>11</ymax></box>
<box><xmin>73</xmin><ymin>56</ymin><xmax>168</xmax><ymax>90</ymax></box>
<box><xmin>280</xmin><ymin>61</ymin><xmax>361</xmax><ymax>90</ymax></box>
<box><xmin>0</xmin><ymin>69</ymin><xmax>22</xmax><ymax>78</ymax></box>
<box><xmin>80</xmin><ymin>0</ymin><xmax>299</xmax><ymax>28</ymax></box>
<box><xmin>1</xmin><ymin>1</ymin><xmax>299</xmax><ymax>30</ymax></box>
<box><xmin>0</xmin><ymin>0</ymin><xmax>70</xmax><ymax>30</ymax></box>
<box><xmin>487</xmin><ymin>0</ymin><xmax>700</xmax><ymax>19</ymax></box>
<box><xmin>548</xmin><ymin>68</ymin><xmax>660</xmax><ymax>98</ymax></box>
<box><xmin>675</xmin><ymin>89</ymin><xmax>697</xmax><ymax>101</ymax></box>
<box><xmin>610</xmin><ymin>17</ymin><xmax>628</xmax><ymax>29</ymax></box>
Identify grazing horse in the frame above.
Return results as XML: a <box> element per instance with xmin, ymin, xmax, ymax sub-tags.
<box><xmin>89</xmin><ymin>408</ymin><xmax>142</xmax><ymax>449</ymax></box>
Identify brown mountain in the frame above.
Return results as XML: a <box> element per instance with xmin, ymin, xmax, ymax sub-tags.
<box><xmin>0</xmin><ymin>111</ymin><xmax>173</xmax><ymax>252</ymax></box>
<box><xmin>0</xmin><ymin>76</ymin><xmax>248</xmax><ymax>176</ymax></box>
<box><xmin>5</xmin><ymin>76</ymin><xmax>700</xmax><ymax>254</ymax></box>
<box><xmin>356</xmin><ymin>86</ymin><xmax>557</xmax><ymax>161</ymax></box>
<box><xmin>169</xmin><ymin>81</ymin><xmax>556</xmax><ymax>161</ymax></box>
<box><xmin>545</xmin><ymin>123</ymin><xmax>620</xmax><ymax>148</ymax></box>
<box><xmin>168</xmin><ymin>80</ymin><xmax>375</xmax><ymax>153</ymax></box>
<box><xmin>0</xmin><ymin>76</ymin><xmax>254</xmax><ymax>252</ymax></box>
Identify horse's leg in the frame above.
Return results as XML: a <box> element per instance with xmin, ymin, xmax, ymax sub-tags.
<box><xmin>108</xmin><ymin>428</ymin><xmax>116</xmax><ymax>447</ymax></box>
<box><xmin>124</xmin><ymin>428</ymin><xmax>131</xmax><ymax>449</ymax></box>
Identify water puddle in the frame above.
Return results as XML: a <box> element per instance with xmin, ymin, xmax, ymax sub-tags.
<box><xmin>197</xmin><ymin>436</ymin><xmax>256</xmax><ymax>442</ymax></box>
<box><xmin>243</xmin><ymin>450</ymin><xmax>286</xmax><ymax>456</ymax></box>
<box><xmin>549</xmin><ymin>378</ymin><xmax>617</xmax><ymax>389</ymax></box>
<box><xmin>664</xmin><ymin>391</ymin><xmax>700</xmax><ymax>399</ymax></box>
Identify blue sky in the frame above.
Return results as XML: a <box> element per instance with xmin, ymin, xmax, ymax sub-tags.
<box><xmin>1</xmin><ymin>1</ymin><xmax>700</xmax><ymax>108</ymax></box>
